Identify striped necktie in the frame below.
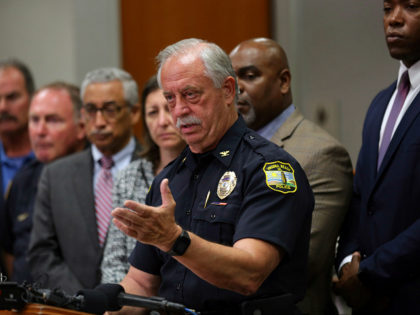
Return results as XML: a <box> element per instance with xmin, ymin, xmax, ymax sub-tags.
<box><xmin>95</xmin><ymin>156</ymin><xmax>114</xmax><ymax>246</ymax></box>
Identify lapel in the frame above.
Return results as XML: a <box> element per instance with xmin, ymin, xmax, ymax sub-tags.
<box><xmin>70</xmin><ymin>148</ymin><xmax>98</xmax><ymax>249</ymax></box>
<box><xmin>376</xmin><ymin>90</ymin><xmax>420</xmax><ymax>179</ymax></box>
<box><xmin>363</xmin><ymin>83</ymin><xmax>396</xmax><ymax>190</ymax></box>
<box><xmin>76</xmin><ymin>139</ymin><xmax>140</xmax><ymax>249</ymax></box>
<box><xmin>130</xmin><ymin>138</ymin><xmax>142</xmax><ymax>162</ymax></box>
<box><xmin>270</xmin><ymin>108</ymin><xmax>305</xmax><ymax>147</ymax></box>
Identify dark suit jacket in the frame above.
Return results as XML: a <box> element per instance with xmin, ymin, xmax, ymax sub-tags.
<box><xmin>28</xmin><ymin>143</ymin><xmax>141</xmax><ymax>294</ymax></box>
<box><xmin>0</xmin><ymin>150</ymin><xmax>35</xmax><ymax>278</ymax></box>
<box><xmin>337</xmin><ymin>81</ymin><xmax>420</xmax><ymax>314</ymax></box>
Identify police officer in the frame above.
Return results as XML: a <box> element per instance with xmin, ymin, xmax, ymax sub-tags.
<box><xmin>112</xmin><ymin>38</ymin><xmax>314</xmax><ymax>314</ymax></box>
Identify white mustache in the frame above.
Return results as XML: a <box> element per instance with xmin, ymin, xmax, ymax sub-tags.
<box><xmin>176</xmin><ymin>115</ymin><xmax>202</xmax><ymax>129</ymax></box>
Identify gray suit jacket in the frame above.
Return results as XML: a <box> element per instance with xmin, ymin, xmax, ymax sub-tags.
<box><xmin>28</xmin><ymin>143</ymin><xmax>141</xmax><ymax>294</ymax></box>
<box><xmin>271</xmin><ymin>109</ymin><xmax>353</xmax><ymax>315</ymax></box>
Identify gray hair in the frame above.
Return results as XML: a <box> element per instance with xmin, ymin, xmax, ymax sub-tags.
<box><xmin>0</xmin><ymin>58</ymin><xmax>35</xmax><ymax>97</ymax></box>
<box><xmin>80</xmin><ymin>67</ymin><xmax>139</xmax><ymax>106</ymax></box>
<box><xmin>156</xmin><ymin>38</ymin><xmax>238</xmax><ymax>103</ymax></box>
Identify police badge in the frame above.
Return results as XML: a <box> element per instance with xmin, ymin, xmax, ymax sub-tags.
<box><xmin>217</xmin><ymin>171</ymin><xmax>237</xmax><ymax>199</ymax></box>
<box><xmin>263</xmin><ymin>161</ymin><xmax>297</xmax><ymax>194</ymax></box>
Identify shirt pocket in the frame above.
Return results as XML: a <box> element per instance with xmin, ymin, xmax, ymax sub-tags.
<box><xmin>192</xmin><ymin>203</ymin><xmax>240</xmax><ymax>246</ymax></box>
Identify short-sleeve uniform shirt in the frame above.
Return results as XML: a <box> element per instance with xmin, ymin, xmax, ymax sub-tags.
<box><xmin>129</xmin><ymin>117</ymin><xmax>314</xmax><ymax>312</ymax></box>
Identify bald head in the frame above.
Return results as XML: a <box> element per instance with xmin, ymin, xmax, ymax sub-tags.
<box><xmin>230</xmin><ymin>38</ymin><xmax>292</xmax><ymax>131</ymax></box>
<box><xmin>231</xmin><ymin>38</ymin><xmax>290</xmax><ymax>72</ymax></box>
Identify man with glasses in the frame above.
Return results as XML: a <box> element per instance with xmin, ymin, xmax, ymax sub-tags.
<box><xmin>28</xmin><ymin>68</ymin><xmax>142</xmax><ymax>294</ymax></box>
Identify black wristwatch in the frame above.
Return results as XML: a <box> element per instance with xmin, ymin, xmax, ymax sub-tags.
<box><xmin>167</xmin><ymin>229</ymin><xmax>191</xmax><ymax>256</ymax></box>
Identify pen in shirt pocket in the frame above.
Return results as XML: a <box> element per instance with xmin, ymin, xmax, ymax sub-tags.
<box><xmin>204</xmin><ymin>190</ymin><xmax>210</xmax><ymax>208</ymax></box>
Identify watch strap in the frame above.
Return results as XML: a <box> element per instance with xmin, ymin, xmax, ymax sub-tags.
<box><xmin>167</xmin><ymin>229</ymin><xmax>191</xmax><ymax>256</ymax></box>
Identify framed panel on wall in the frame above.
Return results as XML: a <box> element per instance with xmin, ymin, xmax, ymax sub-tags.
<box><xmin>120</xmin><ymin>0</ymin><xmax>271</xmax><ymax>140</ymax></box>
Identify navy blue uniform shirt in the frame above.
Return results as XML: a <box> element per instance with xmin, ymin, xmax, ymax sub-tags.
<box><xmin>3</xmin><ymin>159</ymin><xmax>43</xmax><ymax>283</ymax></box>
<box><xmin>129</xmin><ymin>117</ymin><xmax>314</xmax><ymax>311</ymax></box>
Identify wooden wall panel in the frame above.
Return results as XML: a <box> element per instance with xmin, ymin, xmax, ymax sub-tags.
<box><xmin>120</xmin><ymin>0</ymin><xmax>271</xmax><ymax>140</ymax></box>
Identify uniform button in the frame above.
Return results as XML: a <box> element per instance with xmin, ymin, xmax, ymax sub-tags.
<box><xmin>249</xmin><ymin>135</ymin><xmax>255</xmax><ymax>140</ymax></box>
<box><xmin>193</xmin><ymin>174</ymin><xmax>199</xmax><ymax>180</ymax></box>
<box><xmin>186</xmin><ymin>209</ymin><xmax>191</xmax><ymax>215</ymax></box>
<box><xmin>362</xmin><ymin>254</ymin><xmax>367</xmax><ymax>259</ymax></box>
<box><xmin>210</xmin><ymin>214</ymin><xmax>216</xmax><ymax>220</ymax></box>
<box><xmin>176</xmin><ymin>282</ymin><xmax>182</xmax><ymax>290</ymax></box>
<box><xmin>368</xmin><ymin>210</ymin><xmax>373</xmax><ymax>216</ymax></box>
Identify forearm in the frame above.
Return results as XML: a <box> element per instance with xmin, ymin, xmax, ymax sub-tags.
<box><xmin>111</xmin><ymin>267</ymin><xmax>160</xmax><ymax>315</ymax></box>
<box><xmin>172</xmin><ymin>232</ymin><xmax>281</xmax><ymax>296</ymax></box>
<box><xmin>113</xmin><ymin>180</ymin><xmax>282</xmax><ymax>296</ymax></box>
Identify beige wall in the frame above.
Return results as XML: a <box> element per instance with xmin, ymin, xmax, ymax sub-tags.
<box><xmin>0</xmin><ymin>0</ymin><xmax>121</xmax><ymax>87</ymax></box>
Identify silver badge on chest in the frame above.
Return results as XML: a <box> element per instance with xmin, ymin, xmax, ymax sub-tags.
<box><xmin>217</xmin><ymin>171</ymin><xmax>237</xmax><ymax>200</ymax></box>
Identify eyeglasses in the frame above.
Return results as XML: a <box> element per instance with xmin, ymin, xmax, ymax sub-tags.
<box><xmin>83</xmin><ymin>103</ymin><xmax>129</xmax><ymax>121</ymax></box>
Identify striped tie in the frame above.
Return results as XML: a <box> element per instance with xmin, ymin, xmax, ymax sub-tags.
<box><xmin>95</xmin><ymin>156</ymin><xmax>114</xmax><ymax>246</ymax></box>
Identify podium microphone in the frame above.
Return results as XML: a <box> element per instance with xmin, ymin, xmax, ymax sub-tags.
<box><xmin>94</xmin><ymin>283</ymin><xmax>188</xmax><ymax>314</ymax></box>
<box><xmin>76</xmin><ymin>289</ymin><xmax>108</xmax><ymax>314</ymax></box>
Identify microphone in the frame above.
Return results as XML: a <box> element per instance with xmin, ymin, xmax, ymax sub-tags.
<box><xmin>94</xmin><ymin>283</ymin><xmax>187</xmax><ymax>314</ymax></box>
<box><xmin>0</xmin><ymin>282</ymin><xmax>98</xmax><ymax>313</ymax></box>
<box><xmin>76</xmin><ymin>289</ymin><xmax>108</xmax><ymax>314</ymax></box>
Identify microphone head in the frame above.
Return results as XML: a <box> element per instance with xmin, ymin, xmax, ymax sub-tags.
<box><xmin>94</xmin><ymin>283</ymin><xmax>125</xmax><ymax>311</ymax></box>
<box><xmin>77</xmin><ymin>289</ymin><xmax>108</xmax><ymax>314</ymax></box>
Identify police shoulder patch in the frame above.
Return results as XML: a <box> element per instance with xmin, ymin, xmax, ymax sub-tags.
<box><xmin>263</xmin><ymin>161</ymin><xmax>297</xmax><ymax>194</ymax></box>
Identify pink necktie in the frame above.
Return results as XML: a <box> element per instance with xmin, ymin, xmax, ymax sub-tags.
<box><xmin>95</xmin><ymin>156</ymin><xmax>114</xmax><ymax>246</ymax></box>
<box><xmin>377</xmin><ymin>71</ymin><xmax>410</xmax><ymax>170</ymax></box>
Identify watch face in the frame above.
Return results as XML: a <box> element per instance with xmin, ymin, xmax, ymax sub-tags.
<box><xmin>168</xmin><ymin>229</ymin><xmax>191</xmax><ymax>256</ymax></box>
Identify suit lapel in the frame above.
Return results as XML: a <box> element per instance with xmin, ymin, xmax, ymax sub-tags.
<box><xmin>131</xmin><ymin>139</ymin><xmax>142</xmax><ymax>161</ymax></box>
<box><xmin>78</xmin><ymin>139</ymin><xmax>140</xmax><ymax>249</ymax></box>
<box><xmin>363</xmin><ymin>83</ymin><xmax>396</xmax><ymax>190</ymax></box>
<box><xmin>377</xmin><ymin>91</ymin><xmax>420</xmax><ymax>178</ymax></box>
<box><xmin>71</xmin><ymin>149</ymin><xmax>99</xmax><ymax>249</ymax></box>
<box><xmin>270</xmin><ymin>108</ymin><xmax>305</xmax><ymax>147</ymax></box>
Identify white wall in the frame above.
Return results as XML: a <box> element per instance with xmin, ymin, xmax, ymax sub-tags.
<box><xmin>273</xmin><ymin>0</ymin><xmax>399</xmax><ymax>163</ymax></box>
<box><xmin>0</xmin><ymin>0</ymin><xmax>121</xmax><ymax>88</ymax></box>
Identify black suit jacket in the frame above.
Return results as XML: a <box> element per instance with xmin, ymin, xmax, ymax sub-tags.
<box><xmin>28</xmin><ymin>143</ymin><xmax>141</xmax><ymax>294</ymax></box>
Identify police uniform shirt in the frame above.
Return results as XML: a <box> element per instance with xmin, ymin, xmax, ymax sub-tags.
<box><xmin>3</xmin><ymin>159</ymin><xmax>44</xmax><ymax>283</ymax></box>
<box><xmin>129</xmin><ymin>116</ymin><xmax>314</xmax><ymax>311</ymax></box>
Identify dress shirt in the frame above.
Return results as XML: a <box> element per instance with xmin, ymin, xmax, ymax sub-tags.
<box><xmin>91</xmin><ymin>137</ymin><xmax>135</xmax><ymax>191</ymax></box>
<box><xmin>379</xmin><ymin>60</ymin><xmax>420</xmax><ymax>149</ymax></box>
<box><xmin>257</xmin><ymin>105</ymin><xmax>295</xmax><ymax>140</ymax></box>
<box><xmin>0</xmin><ymin>142</ymin><xmax>34</xmax><ymax>196</ymax></box>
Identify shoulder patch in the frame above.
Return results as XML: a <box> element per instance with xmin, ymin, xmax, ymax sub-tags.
<box><xmin>263</xmin><ymin>161</ymin><xmax>297</xmax><ymax>194</ymax></box>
